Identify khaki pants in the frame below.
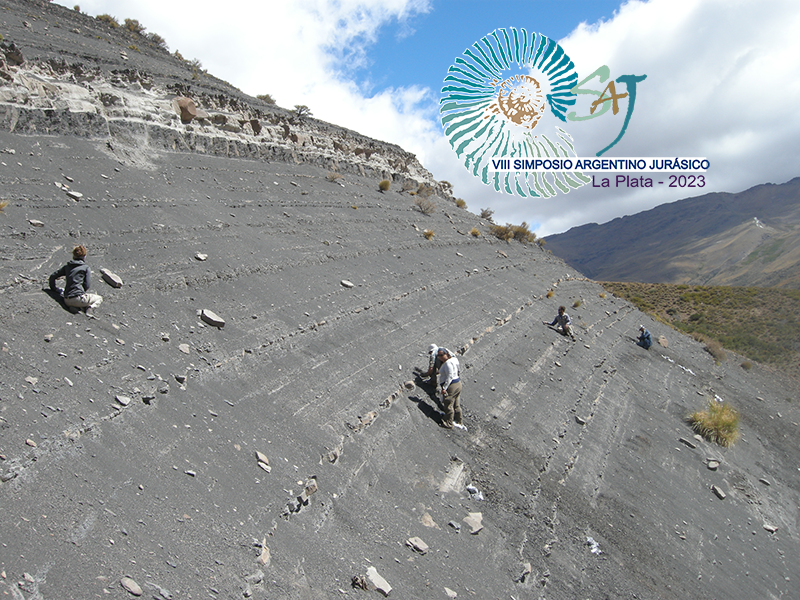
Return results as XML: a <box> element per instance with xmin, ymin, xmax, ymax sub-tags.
<box><xmin>64</xmin><ymin>292</ymin><xmax>103</xmax><ymax>311</ymax></box>
<box><xmin>442</xmin><ymin>380</ymin><xmax>463</xmax><ymax>427</ymax></box>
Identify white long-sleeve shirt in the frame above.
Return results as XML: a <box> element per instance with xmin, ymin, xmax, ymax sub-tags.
<box><xmin>438</xmin><ymin>356</ymin><xmax>460</xmax><ymax>389</ymax></box>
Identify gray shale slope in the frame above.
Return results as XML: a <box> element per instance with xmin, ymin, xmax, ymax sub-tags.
<box><xmin>1</xmin><ymin>2</ymin><xmax>799</xmax><ymax>599</ymax></box>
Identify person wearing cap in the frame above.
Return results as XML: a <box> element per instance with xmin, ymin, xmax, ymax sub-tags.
<box><xmin>424</xmin><ymin>343</ymin><xmax>452</xmax><ymax>381</ymax></box>
<box><xmin>636</xmin><ymin>325</ymin><xmax>653</xmax><ymax>349</ymax></box>
<box><xmin>437</xmin><ymin>348</ymin><xmax>465</xmax><ymax>430</ymax></box>
<box><xmin>49</xmin><ymin>245</ymin><xmax>103</xmax><ymax>316</ymax></box>
<box><xmin>543</xmin><ymin>305</ymin><xmax>576</xmax><ymax>340</ymax></box>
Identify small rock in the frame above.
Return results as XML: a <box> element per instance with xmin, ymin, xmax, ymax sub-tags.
<box><xmin>44</xmin><ymin>334</ymin><xmax>53</xmax><ymax>342</ymax></box>
<box><xmin>185</xmin><ymin>470</ymin><xmax>196</xmax><ymax>477</ymax></box>
<box><xmin>711</xmin><ymin>485</ymin><xmax>726</xmax><ymax>499</ymax></box>
<box><xmin>257</xmin><ymin>462</ymin><xmax>271</xmax><ymax>473</ymax></box>
<box><xmin>341</xmin><ymin>280</ymin><xmax>355</xmax><ymax>288</ymax></box>
<box><xmin>120</xmin><ymin>576</ymin><xmax>143</xmax><ymax>596</ymax></box>
<box><xmin>406</xmin><ymin>537</ymin><xmax>429</xmax><ymax>554</ymax></box>
<box><xmin>575</xmin><ymin>416</ymin><xmax>586</xmax><ymax>425</ymax></box>
<box><xmin>448</xmin><ymin>520</ymin><xmax>461</xmax><ymax>532</ymax></box>
<box><xmin>707</xmin><ymin>460</ymin><xmax>720</xmax><ymax>471</ymax></box>
<box><xmin>66</xmin><ymin>190</ymin><xmax>83</xmax><ymax>201</ymax></box>
<box><xmin>25</xmin><ymin>376</ymin><xmax>38</xmax><ymax>386</ymax></box>
<box><xmin>445</xmin><ymin>587</ymin><xmax>457</xmax><ymax>598</ymax></box>
<box><xmin>178</xmin><ymin>344</ymin><xmax>191</xmax><ymax>354</ymax></box>
<box><xmin>26</xmin><ymin>439</ymin><xmax>37</xmax><ymax>448</ymax></box>
<box><xmin>158</xmin><ymin>384</ymin><xmax>169</xmax><ymax>394</ymax></box>
<box><xmin>161</xmin><ymin>333</ymin><xmax>170</xmax><ymax>342</ymax></box>
<box><xmin>200</xmin><ymin>309</ymin><xmax>225</xmax><ymax>328</ymax></box>
<box><xmin>28</xmin><ymin>219</ymin><xmax>44</xmax><ymax>227</ymax></box>
<box><xmin>463</xmin><ymin>512</ymin><xmax>483</xmax><ymax>534</ymax></box>
<box><xmin>763</xmin><ymin>524</ymin><xmax>778</xmax><ymax>533</ymax></box>
<box><xmin>174</xmin><ymin>374</ymin><xmax>187</xmax><ymax>384</ymax></box>
<box><xmin>100</xmin><ymin>268</ymin><xmax>123</xmax><ymax>288</ymax></box>
<box><xmin>658</xmin><ymin>335</ymin><xmax>668</xmax><ymax>347</ymax></box>
<box><xmin>195</xmin><ymin>253</ymin><xmax>207</xmax><ymax>261</ymax></box>
<box><xmin>679</xmin><ymin>437</ymin><xmax>697</xmax><ymax>449</ymax></box>
<box><xmin>403</xmin><ymin>380</ymin><xmax>415</xmax><ymax>390</ymax></box>
<box><xmin>256</xmin><ymin>540</ymin><xmax>271</xmax><ymax>566</ymax></box>
<box><xmin>366</xmin><ymin>566</ymin><xmax>391</xmax><ymax>597</ymax></box>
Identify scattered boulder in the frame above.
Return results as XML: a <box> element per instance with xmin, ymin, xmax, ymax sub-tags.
<box><xmin>194</xmin><ymin>253</ymin><xmax>208</xmax><ymax>261</ymax></box>
<box><xmin>341</xmin><ymin>280</ymin><xmax>355</xmax><ymax>288</ymax></box>
<box><xmin>66</xmin><ymin>190</ymin><xmax>83</xmax><ymax>201</ymax></box>
<box><xmin>711</xmin><ymin>485</ymin><xmax>726</xmax><ymax>500</ymax></box>
<box><xmin>658</xmin><ymin>335</ymin><xmax>668</xmax><ymax>347</ymax></box>
<box><xmin>366</xmin><ymin>566</ymin><xmax>392</xmax><ymax>597</ymax></box>
<box><xmin>463</xmin><ymin>512</ymin><xmax>483</xmax><ymax>534</ymax></box>
<box><xmin>172</xmin><ymin>97</ymin><xmax>198</xmax><ymax>123</ymax></box>
<box><xmin>115</xmin><ymin>395</ymin><xmax>132</xmax><ymax>407</ymax></box>
<box><xmin>100</xmin><ymin>268</ymin><xmax>123</xmax><ymax>288</ymax></box>
<box><xmin>707</xmin><ymin>459</ymin><xmax>720</xmax><ymax>470</ymax></box>
<box><xmin>406</xmin><ymin>537</ymin><xmax>429</xmax><ymax>554</ymax></box>
<box><xmin>255</xmin><ymin>451</ymin><xmax>270</xmax><ymax>473</ymax></box>
<box><xmin>28</xmin><ymin>219</ymin><xmax>44</xmax><ymax>227</ymax></box>
<box><xmin>256</xmin><ymin>539</ymin><xmax>270</xmax><ymax>566</ymax></box>
<box><xmin>120</xmin><ymin>576</ymin><xmax>142</xmax><ymax>596</ymax></box>
<box><xmin>200</xmin><ymin>309</ymin><xmax>225</xmax><ymax>328</ymax></box>
<box><xmin>1</xmin><ymin>41</ymin><xmax>24</xmax><ymax>66</ymax></box>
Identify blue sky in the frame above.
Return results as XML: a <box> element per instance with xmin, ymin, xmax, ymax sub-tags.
<box><xmin>350</xmin><ymin>1</ymin><xmax>624</xmax><ymax>95</ymax></box>
<box><xmin>60</xmin><ymin>1</ymin><xmax>800</xmax><ymax>236</ymax></box>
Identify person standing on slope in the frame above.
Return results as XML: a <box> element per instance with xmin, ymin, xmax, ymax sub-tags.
<box><xmin>49</xmin><ymin>245</ymin><xmax>103</xmax><ymax>316</ymax></box>
<box><xmin>437</xmin><ymin>349</ymin><xmax>466</xmax><ymax>430</ymax></box>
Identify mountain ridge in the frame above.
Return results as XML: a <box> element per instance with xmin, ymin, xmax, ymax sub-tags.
<box><xmin>546</xmin><ymin>177</ymin><xmax>800</xmax><ymax>287</ymax></box>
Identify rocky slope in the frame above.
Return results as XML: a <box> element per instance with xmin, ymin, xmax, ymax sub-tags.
<box><xmin>545</xmin><ymin>178</ymin><xmax>800</xmax><ymax>288</ymax></box>
<box><xmin>1</xmin><ymin>2</ymin><xmax>799</xmax><ymax>599</ymax></box>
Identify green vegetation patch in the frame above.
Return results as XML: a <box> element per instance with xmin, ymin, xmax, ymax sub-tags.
<box><xmin>601</xmin><ymin>281</ymin><xmax>800</xmax><ymax>378</ymax></box>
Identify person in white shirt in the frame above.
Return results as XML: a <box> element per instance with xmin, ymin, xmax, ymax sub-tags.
<box><xmin>437</xmin><ymin>349</ymin><xmax>465</xmax><ymax>430</ymax></box>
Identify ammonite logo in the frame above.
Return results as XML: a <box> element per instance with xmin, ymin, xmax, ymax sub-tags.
<box><xmin>440</xmin><ymin>27</ymin><xmax>654</xmax><ymax>198</ymax></box>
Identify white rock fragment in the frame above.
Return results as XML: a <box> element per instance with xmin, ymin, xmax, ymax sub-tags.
<box><xmin>195</xmin><ymin>253</ymin><xmax>208</xmax><ymax>261</ymax></box>
<box><xmin>707</xmin><ymin>460</ymin><xmax>720</xmax><ymax>471</ymax></box>
<box><xmin>28</xmin><ymin>219</ymin><xmax>44</xmax><ymax>227</ymax></box>
<box><xmin>100</xmin><ymin>268</ymin><xmax>123</xmax><ymax>288</ymax></box>
<box><xmin>763</xmin><ymin>523</ymin><xmax>778</xmax><ymax>533</ymax></box>
<box><xmin>257</xmin><ymin>539</ymin><xmax>271</xmax><ymax>566</ymax></box>
<box><xmin>25</xmin><ymin>376</ymin><xmax>38</xmax><ymax>386</ymax></box>
<box><xmin>120</xmin><ymin>576</ymin><xmax>143</xmax><ymax>596</ymax></box>
<box><xmin>341</xmin><ymin>280</ymin><xmax>355</xmax><ymax>288</ymax></box>
<box><xmin>366</xmin><ymin>566</ymin><xmax>392</xmax><ymax>597</ymax></box>
<box><xmin>66</xmin><ymin>190</ymin><xmax>83</xmax><ymax>201</ymax></box>
<box><xmin>403</xmin><ymin>380</ymin><xmax>415</xmax><ymax>390</ymax></box>
<box><xmin>115</xmin><ymin>395</ymin><xmax>131</xmax><ymax>406</ymax></box>
<box><xmin>179</xmin><ymin>344</ymin><xmax>191</xmax><ymax>354</ymax></box>
<box><xmin>200</xmin><ymin>309</ymin><xmax>225</xmax><ymax>328</ymax></box>
<box><xmin>463</xmin><ymin>512</ymin><xmax>483</xmax><ymax>534</ymax></box>
<box><xmin>445</xmin><ymin>587</ymin><xmax>458</xmax><ymax>598</ymax></box>
<box><xmin>406</xmin><ymin>537</ymin><xmax>429</xmax><ymax>554</ymax></box>
<box><xmin>711</xmin><ymin>485</ymin><xmax>726</xmax><ymax>499</ymax></box>
<box><xmin>586</xmin><ymin>537</ymin><xmax>602</xmax><ymax>554</ymax></box>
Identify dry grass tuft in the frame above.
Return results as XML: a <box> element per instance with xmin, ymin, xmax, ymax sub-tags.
<box><xmin>705</xmin><ymin>340</ymin><xmax>727</xmax><ymax>362</ymax></box>
<box><xmin>414</xmin><ymin>196</ymin><xmax>436</xmax><ymax>215</ymax></box>
<box><xmin>470</xmin><ymin>227</ymin><xmax>481</xmax><ymax>237</ymax></box>
<box><xmin>490</xmin><ymin>222</ymin><xmax>536</xmax><ymax>244</ymax></box>
<box><xmin>455</xmin><ymin>198</ymin><xmax>467</xmax><ymax>208</ymax></box>
<box><xmin>599</xmin><ymin>292</ymin><xmax>606</xmax><ymax>299</ymax></box>
<box><xmin>688</xmin><ymin>400</ymin><xmax>740</xmax><ymax>447</ymax></box>
<box><xmin>740</xmin><ymin>360</ymin><xmax>753</xmax><ymax>371</ymax></box>
<box><xmin>546</xmin><ymin>290</ymin><xmax>554</xmax><ymax>299</ymax></box>
<box><xmin>573</xmin><ymin>300</ymin><xmax>582</xmax><ymax>308</ymax></box>
<box><xmin>378</xmin><ymin>179</ymin><xmax>391</xmax><ymax>192</ymax></box>
<box><xmin>326</xmin><ymin>172</ymin><xmax>343</xmax><ymax>182</ymax></box>
<box><xmin>423</xmin><ymin>229</ymin><xmax>435</xmax><ymax>240</ymax></box>
<box><xmin>0</xmin><ymin>200</ymin><xmax>8</xmax><ymax>212</ymax></box>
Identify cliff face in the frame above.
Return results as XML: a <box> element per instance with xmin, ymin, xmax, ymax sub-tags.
<box><xmin>1</xmin><ymin>2</ymin><xmax>800</xmax><ymax>600</ymax></box>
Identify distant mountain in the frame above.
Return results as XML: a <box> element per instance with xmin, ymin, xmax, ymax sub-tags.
<box><xmin>546</xmin><ymin>178</ymin><xmax>800</xmax><ymax>288</ymax></box>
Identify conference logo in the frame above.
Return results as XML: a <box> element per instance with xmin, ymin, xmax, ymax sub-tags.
<box><xmin>440</xmin><ymin>28</ymin><xmax>707</xmax><ymax>198</ymax></box>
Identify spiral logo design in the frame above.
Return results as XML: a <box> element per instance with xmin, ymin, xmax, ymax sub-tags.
<box><xmin>440</xmin><ymin>28</ymin><xmax>591</xmax><ymax>198</ymax></box>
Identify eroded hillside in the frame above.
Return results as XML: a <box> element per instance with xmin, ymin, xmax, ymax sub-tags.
<box><xmin>1</xmin><ymin>2</ymin><xmax>800</xmax><ymax>599</ymax></box>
